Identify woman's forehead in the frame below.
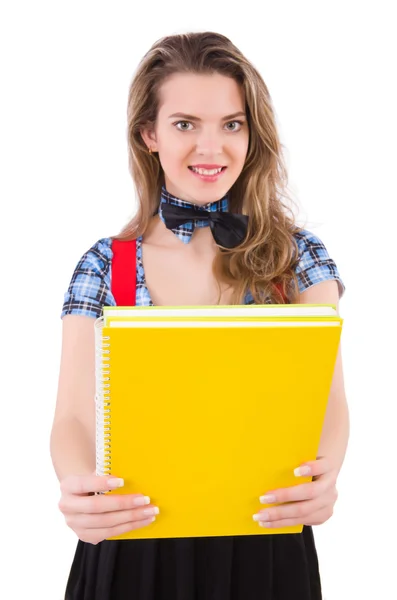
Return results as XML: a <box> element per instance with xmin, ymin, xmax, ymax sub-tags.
<box><xmin>157</xmin><ymin>73</ymin><xmax>245</xmax><ymax>117</ymax></box>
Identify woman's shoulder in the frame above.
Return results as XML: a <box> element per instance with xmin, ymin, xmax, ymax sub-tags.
<box><xmin>293</xmin><ymin>227</ymin><xmax>328</xmax><ymax>250</ymax></box>
<box><xmin>82</xmin><ymin>236</ymin><xmax>114</xmax><ymax>267</ymax></box>
<box><xmin>60</xmin><ymin>237</ymin><xmax>116</xmax><ymax>320</ymax></box>
<box><xmin>292</xmin><ymin>227</ymin><xmax>346</xmax><ymax>297</ymax></box>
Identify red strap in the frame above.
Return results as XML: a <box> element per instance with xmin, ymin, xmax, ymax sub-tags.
<box><xmin>111</xmin><ymin>239</ymin><xmax>136</xmax><ymax>306</ymax></box>
<box><xmin>275</xmin><ymin>282</ymin><xmax>287</xmax><ymax>303</ymax></box>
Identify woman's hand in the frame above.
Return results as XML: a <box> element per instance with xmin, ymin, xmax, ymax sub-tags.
<box><xmin>58</xmin><ymin>472</ymin><xmax>159</xmax><ymax>545</ymax></box>
<box><xmin>253</xmin><ymin>457</ymin><xmax>338</xmax><ymax>528</ymax></box>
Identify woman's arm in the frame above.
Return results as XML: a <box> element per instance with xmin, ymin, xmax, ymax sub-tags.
<box><xmin>50</xmin><ymin>315</ymin><xmax>98</xmax><ymax>482</ymax></box>
<box><xmin>317</xmin><ymin>344</ymin><xmax>350</xmax><ymax>475</ymax></box>
<box><xmin>298</xmin><ymin>279</ymin><xmax>350</xmax><ymax>475</ymax></box>
<box><xmin>50</xmin><ymin>417</ymin><xmax>96</xmax><ymax>481</ymax></box>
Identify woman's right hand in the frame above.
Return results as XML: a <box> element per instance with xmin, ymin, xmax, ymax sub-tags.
<box><xmin>58</xmin><ymin>473</ymin><xmax>159</xmax><ymax>545</ymax></box>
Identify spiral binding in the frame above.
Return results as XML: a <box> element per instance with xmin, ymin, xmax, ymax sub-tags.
<box><xmin>94</xmin><ymin>317</ymin><xmax>111</xmax><ymax>480</ymax></box>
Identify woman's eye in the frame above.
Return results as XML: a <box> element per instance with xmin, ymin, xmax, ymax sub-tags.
<box><xmin>174</xmin><ymin>121</ymin><xmax>193</xmax><ymax>131</ymax></box>
<box><xmin>174</xmin><ymin>120</ymin><xmax>243</xmax><ymax>132</ymax></box>
<box><xmin>226</xmin><ymin>120</ymin><xmax>243</xmax><ymax>131</ymax></box>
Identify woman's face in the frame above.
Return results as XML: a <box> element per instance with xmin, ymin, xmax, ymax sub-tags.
<box><xmin>141</xmin><ymin>72</ymin><xmax>250</xmax><ymax>206</ymax></box>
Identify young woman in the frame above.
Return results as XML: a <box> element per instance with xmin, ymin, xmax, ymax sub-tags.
<box><xmin>51</xmin><ymin>31</ymin><xmax>349</xmax><ymax>600</ymax></box>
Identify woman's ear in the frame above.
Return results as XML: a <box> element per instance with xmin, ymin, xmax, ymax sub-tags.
<box><xmin>140</xmin><ymin>127</ymin><xmax>158</xmax><ymax>152</ymax></box>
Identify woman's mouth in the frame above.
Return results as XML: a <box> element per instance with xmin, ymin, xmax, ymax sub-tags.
<box><xmin>188</xmin><ymin>166</ymin><xmax>227</xmax><ymax>182</ymax></box>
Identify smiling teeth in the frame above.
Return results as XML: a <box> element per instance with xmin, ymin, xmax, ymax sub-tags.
<box><xmin>191</xmin><ymin>167</ymin><xmax>223</xmax><ymax>175</ymax></box>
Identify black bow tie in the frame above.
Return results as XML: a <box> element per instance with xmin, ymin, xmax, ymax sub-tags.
<box><xmin>161</xmin><ymin>202</ymin><xmax>249</xmax><ymax>248</ymax></box>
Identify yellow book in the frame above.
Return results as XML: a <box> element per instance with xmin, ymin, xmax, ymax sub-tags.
<box><xmin>94</xmin><ymin>305</ymin><xmax>342</xmax><ymax>540</ymax></box>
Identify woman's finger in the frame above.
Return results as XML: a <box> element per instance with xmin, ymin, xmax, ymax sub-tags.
<box><xmin>64</xmin><ymin>505</ymin><xmax>160</xmax><ymax>530</ymax></box>
<box><xmin>254</xmin><ymin>496</ymin><xmax>324</xmax><ymax>523</ymax></box>
<box><xmin>59</xmin><ymin>490</ymin><xmax>151</xmax><ymax>515</ymax></box>
<box><xmin>76</xmin><ymin>516</ymin><xmax>157</xmax><ymax>545</ymax></box>
<box><xmin>60</xmin><ymin>474</ymin><xmax>126</xmax><ymax>496</ymax></box>
<box><xmin>294</xmin><ymin>457</ymin><xmax>333</xmax><ymax>479</ymax></box>
<box><xmin>256</xmin><ymin>504</ymin><xmax>335</xmax><ymax>529</ymax></box>
<box><xmin>260</xmin><ymin>476</ymin><xmax>331</xmax><ymax>505</ymax></box>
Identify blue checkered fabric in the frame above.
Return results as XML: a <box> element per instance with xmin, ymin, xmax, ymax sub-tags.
<box><xmin>61</xmin><ymin>230</ymin><xmax>345</xmax><ymax>319</ymax></box>
<box><xmin>158</xmin><ymin>184</ymin><xmax>229</xmax><ymax>244</ymax></box>
<box><xmin>61</xmin><ymin>238</ymin><xmax>115</xmax><ymax>319</ymax></box>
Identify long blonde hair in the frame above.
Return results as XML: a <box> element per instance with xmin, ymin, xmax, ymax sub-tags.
<box><xmin>114</xmin><ymin>31</ymin><xmax>306</xmax><ymax>304</ymax></box>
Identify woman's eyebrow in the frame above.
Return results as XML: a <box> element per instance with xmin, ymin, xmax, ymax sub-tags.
<box><xmin>168</xmin><ymin>111</ymin><xmax>247</xmax><ymax>121</ymax></box>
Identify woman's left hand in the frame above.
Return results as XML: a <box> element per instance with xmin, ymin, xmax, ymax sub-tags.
<box><xmin>253</xmin><ymin>457</ymin><xmax>339</xmax><ymax>528</ymax></box>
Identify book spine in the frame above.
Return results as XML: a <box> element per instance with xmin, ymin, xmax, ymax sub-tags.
<box><xmin>94</xmin><ymin>317</ymin><xmax>111</xmax><ymax>478</ymax></box>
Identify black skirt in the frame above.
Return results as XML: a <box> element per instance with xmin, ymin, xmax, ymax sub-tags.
<box><xmin>65</xmin><ymin>526</ymin><xmax>322</xmax><ymax>599</ymax></box>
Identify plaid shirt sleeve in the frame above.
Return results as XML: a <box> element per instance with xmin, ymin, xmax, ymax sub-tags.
<box><xmin>295</xmin><ymin>229</ymin><xmax>345</xmax><ymax>297</ymax></box>
<box><xmin>60</xmin><ymin>237</ymin><xmax>116</xmax><ymax>319</ymax></box>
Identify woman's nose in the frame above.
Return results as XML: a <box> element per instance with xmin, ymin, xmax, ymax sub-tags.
<box><xmin>195</xmin><ymin>125</ymin><xmax>225</xmax><ymax>154</ymax></box>
<box><xmin>195</xmin><ymin>134</ymin><xmax>224</xmax><ymax>155</ymax></box>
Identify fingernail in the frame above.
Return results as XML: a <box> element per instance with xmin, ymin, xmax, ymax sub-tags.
<box><xmin>253</xmin><ymin>511</ymin><xmax>269</xmax><ymax>522</ymax></box>
<box><xmin>259</xmin><ymin>494</ymin><xmax>276</xmax><ymax>504</ymax></box>
<box><xmin>107</xmin><ymin>478</ymin><xmax>124</xmax><ymax>488</ymax></box>
<box><xmin>133</xmin><ymin>496</ymin><xmax>151</xmax><ymax>506</ymax></box>
<box><xmin>145</xmin><ymin>517</ymin><xmax>156</xmax><ymax>523</ymax></box>
<box><xmin>143</xmin><ymin>506</ymin><xmax>160</xmax><ymax>516</ymax></box>
<box><xmin>294</xmin><ymin>466</ymin><xmax>311</xmax><ymax>476</ymax></box>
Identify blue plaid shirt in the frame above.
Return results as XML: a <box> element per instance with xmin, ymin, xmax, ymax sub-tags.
<box><xmin>61</xmin><ymin>229</ymin><xmax>345</xmax><ymax>319</ymax></box>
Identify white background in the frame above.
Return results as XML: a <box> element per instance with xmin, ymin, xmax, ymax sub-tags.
<box><xmin>1</xmin><ymin>1</ymin><xmax>396</xmax><ymax>598</ymax></box>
